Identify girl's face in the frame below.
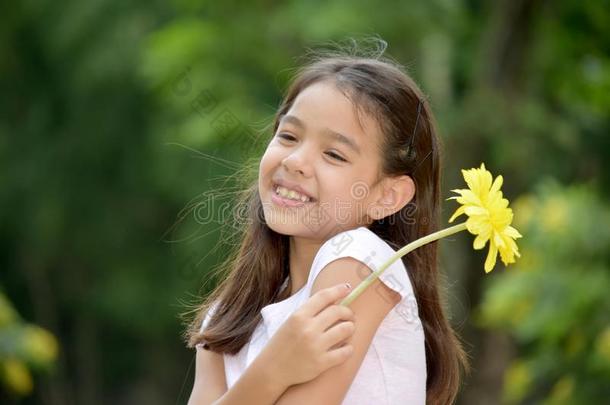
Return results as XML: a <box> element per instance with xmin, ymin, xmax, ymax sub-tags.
<box><xmin>259</xmin><ymin>80</ymin><xmax>387</xmax><ymax>239</ymax></box>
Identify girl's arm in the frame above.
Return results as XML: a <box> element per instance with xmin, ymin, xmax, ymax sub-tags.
<box><xmin>188</xmin><ymin>283</ymin><xmax>356</xmax><ymax>405</ymax></box>
<box><xmin>274</xmin><ymin>257</ymin><xmax>401</xmax><ymax>405</ymax></box>
<box><xmin>212</xmin><ymin>348</ymin><xmax>288</xmax><ymax>405</ymax></box>
<box><xmin>188</xmin><ymin>344</ymin><xmax>288</xmax><ymax>405</ymax></box>
<box><xmin>186</xmin><ymin>345</ymin><xmax>227</xmax><ymax>405</ymax></box>
<box><xmin>187</xmin><ymin>340</ymin><xmax>288</xmax><ymax>405</ymax></box>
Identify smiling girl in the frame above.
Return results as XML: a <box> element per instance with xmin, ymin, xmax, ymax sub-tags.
<box><xmin>185</xmin><ymin>46</ymin><xmax>468</xmax><ymax>405</ymax></box>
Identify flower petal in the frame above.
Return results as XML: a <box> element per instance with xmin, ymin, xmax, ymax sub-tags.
<box><xmin>448</xmin><ymin>206</ymin><xmax>466</xmax><ymax>223</ymax></box>
<box><xmin>473</xmin><ymin>233</ymin><xmax>489</xmax><ymax>250</ymax></box>
<box><xmin>504</xmin><ymin>225</ymin><xmax>522</xmax><ymax>239</ymax></box>
<box><xmin>464</xmin><ymin>206</ymin><xmax>488</xmax><ymax>216</ymax></box>
<box><xmin>484</xmin><ymin>242</ymin><xmax>498</xmax><ymax>273</ymax></box>
<box><xmin>490</xmin><ymin>174</ymin><xmax>503</xmax><ymax>195</ymax></box>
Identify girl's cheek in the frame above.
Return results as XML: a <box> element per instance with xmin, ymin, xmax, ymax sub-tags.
<box><xmin>260</xmin><ymin>147</ymin><xmax>278</xmax><ymax>164</ymax></box>
<box><xmin>262</xmin><ymin>145</ymin><xmax>282</xmax><ymax>161</ymax></box>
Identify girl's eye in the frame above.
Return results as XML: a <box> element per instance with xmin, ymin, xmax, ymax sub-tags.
<box><xmin>325</xmin><ymin>151</ymin><xmax>347</xmax><ymax>162</ymax></box>
<box><xmin>277</xmin><ymin>133</ymin><xmax>347</xmax><ymax>162</ymax></box>
<box><xmin>278</xmin><ymin>133</ymin><xmax>296</xmax><ymax>141</ymax></box>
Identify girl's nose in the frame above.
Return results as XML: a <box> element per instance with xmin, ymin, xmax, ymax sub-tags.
<box><xmin>282</xmin><ymin>149</ymin><xmax>312</xmax><ymax>176</ymax></box>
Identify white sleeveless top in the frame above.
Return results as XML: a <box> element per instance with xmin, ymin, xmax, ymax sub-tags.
<box><xmin>198</xmin><ymin>226</ymin><xmax>426</xmax><ymax>404</ymax></box>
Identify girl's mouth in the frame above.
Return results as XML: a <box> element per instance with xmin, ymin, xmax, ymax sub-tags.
<box><xmin>271</xmin><ymin>183</ymin><xmax>316</xmax><ymax>207</ymax></box>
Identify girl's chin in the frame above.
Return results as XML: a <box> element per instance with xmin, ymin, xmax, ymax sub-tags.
<box><xmin>266</xmin><ymin>222</ymin><xmax>318</xmax><ymax>235</ymax></box>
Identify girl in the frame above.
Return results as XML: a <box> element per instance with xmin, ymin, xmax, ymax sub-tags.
<box><xmin>185</xmin><ymin>49</ymin><xmax>468</xmax><ymax>404</ymax></box>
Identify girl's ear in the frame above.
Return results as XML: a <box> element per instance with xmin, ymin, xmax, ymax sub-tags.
<box><xmin>368</xmin><ymin>175</ymin><xmax>416</xmax><ymax>220</ymax></box>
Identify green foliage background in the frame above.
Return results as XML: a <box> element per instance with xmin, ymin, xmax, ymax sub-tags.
<box><xmin>1</xmin><ymin>0</ymin><xmax>608</xmax><ymax>403</ymax></box>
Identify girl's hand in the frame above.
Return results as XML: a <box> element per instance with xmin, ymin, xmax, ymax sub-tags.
<box><xmin>259</xmin><ymin>283</ymin><xmax>356</xmax><ymax>388</ymax></box>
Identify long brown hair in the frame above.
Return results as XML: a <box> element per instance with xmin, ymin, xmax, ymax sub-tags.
<box><xmin>184</xmin><ymin>45</ymin><xmax>469</xmax><ymax>404</ymax></box>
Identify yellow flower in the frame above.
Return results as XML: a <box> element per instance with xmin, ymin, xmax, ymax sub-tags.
<box><xmin>340</xmin><ymin>162</ymin><xmax>522</xmax><ymax>306</ymax></box>
<box><xmin>448</xmin><ymin>163</ymin><xmax>522</xmax><ymax>272</ymax></box>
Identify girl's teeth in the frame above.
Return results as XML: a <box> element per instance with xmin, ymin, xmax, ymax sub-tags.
<box><xmin>275</xmin><ymin>185</ymin><xmax>311</xmax><ymax>202</ymax></box>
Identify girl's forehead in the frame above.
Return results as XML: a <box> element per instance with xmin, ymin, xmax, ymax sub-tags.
<box><xmin>285</xmin><ymin>81</ymin><xmax>382</xmax><ymax>150</ymax></box>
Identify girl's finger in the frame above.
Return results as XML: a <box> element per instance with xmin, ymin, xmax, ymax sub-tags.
<box><xmin>321</xmin><ymin>320</ymin><xmax>355</xmax><ymax>350</ymax></box>
<box><xmin>322</xmin><ymin>344</ymin><xmax>354</xmax><ymax>368</ymax></box>
<box><xmin>315</xmin><ymin>305</ymin><xmax>355</xmax><ymax>332</ymax></box>
<box><xmin>300</xmin><ymin>283</ymin><xmax>352</xmax><ymax>317</ymax></box>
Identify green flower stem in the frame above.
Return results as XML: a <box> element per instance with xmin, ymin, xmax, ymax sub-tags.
<box><xmin>339</xmin><ymin>222</ymin><xmax>468</xmax><ymax>306</ymax></box>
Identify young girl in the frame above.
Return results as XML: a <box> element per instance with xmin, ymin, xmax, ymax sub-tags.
<box><xmin>185</xmin><ymin>49</ymin><xmax>468</xmax><ymax>405</ymax></box>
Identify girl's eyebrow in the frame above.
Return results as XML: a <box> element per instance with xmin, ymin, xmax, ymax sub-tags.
<box><xmin>279</xmin><ymin>114</ymin><xmax>362</xmax><ymax>155</ymax></box>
